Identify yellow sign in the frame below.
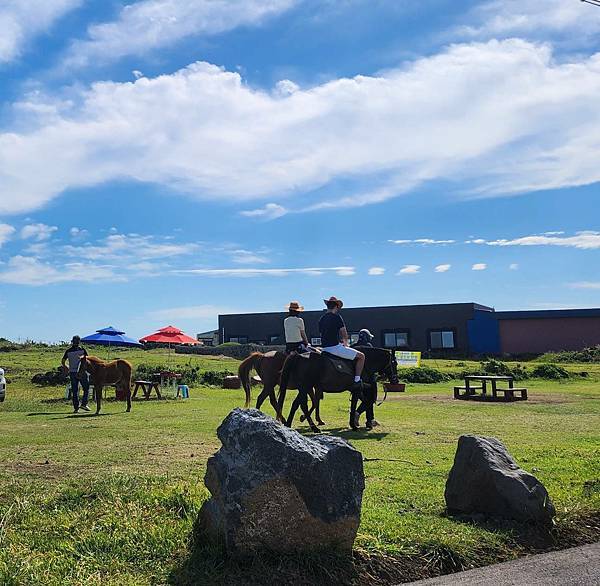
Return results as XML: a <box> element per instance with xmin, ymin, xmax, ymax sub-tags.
<box><xmin>395</xmin><ymin>351</ymin><xmax>421</xmax><ymax>367</ymax></box>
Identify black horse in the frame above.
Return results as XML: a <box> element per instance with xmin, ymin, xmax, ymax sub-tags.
<box><xmin>277</xmin><ymin>347</ymin><xmax>398</xmax><ymax>432</ymax></box>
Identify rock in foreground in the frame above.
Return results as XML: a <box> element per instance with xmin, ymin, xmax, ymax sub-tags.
<box><xmin>197</xmin><ymin>408</ymin><xmax>365</xmax><ymax>555</ymax></box>
<box><xmin>445</xmin><ymin>435</ymin><xmax>555</xmax><ymax>523</ymax></box>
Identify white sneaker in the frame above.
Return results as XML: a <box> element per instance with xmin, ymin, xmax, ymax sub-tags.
<box><xmin>80</xmin><ymin>404</ymin><xmax>91</xmax><ymax>412</ymax></box>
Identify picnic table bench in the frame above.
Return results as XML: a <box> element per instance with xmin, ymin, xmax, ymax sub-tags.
<box><xmin>132</xmin><ymin>380</ymin><xmax>162</xmax><ymax>400</ymax></box>
<box><xmin>454</xmin><ymin>375</ymin><xmax>527</xmax><ymax>402</ymax></box>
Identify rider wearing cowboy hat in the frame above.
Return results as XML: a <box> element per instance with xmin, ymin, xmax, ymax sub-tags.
<box><xmin>319</xmin><ymin>296</ymin><xmax>365</xmax><ymax>390</ymax></box>
<box><xmin>284</xmin><ymin>301</ymin><xmax>309</xmax><ymax>354</ymax></box>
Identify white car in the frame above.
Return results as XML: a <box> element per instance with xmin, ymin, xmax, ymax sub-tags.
<box><xmin>0</xmin><ymin>368</ymin><xmax>5</xmax><ymax>402</ymax></box>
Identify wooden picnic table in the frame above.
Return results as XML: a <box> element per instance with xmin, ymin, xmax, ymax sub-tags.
<box><xmin>454</xmin><ymin>374</ymin><xmax>527</xmax><ymax>401</ymax></box>
<box><xmin>132</xmin><ymin>380</ymin><xmax>162</xmax><ymax>400</ymax></box>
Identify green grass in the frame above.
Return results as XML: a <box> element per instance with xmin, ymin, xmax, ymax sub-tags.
<box><xmin>1</xmin><ymin>348</ymin><xmax>599</xmax><ymax>585</ymax></box>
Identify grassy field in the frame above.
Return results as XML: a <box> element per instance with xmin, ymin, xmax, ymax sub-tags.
<box><xmin>0</xmin><ymin>347</ymin><xmax>599</xmax><ymax>585</ymax></box>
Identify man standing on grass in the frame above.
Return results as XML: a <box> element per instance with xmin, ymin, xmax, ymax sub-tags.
<box><xmin>61</xmin><ymin>335</ymin><xmax>90</xmax><ymax>413</ymax></box>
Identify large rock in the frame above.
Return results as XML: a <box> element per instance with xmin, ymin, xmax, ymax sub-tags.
<box><xmin>445</xmin><ymin>435</ymin><xmax>555</xmax><ymax>523</ymax></box>
<box><xmin>197</xmin><ymin>408</ymin><xmax>365</xmax><ymax>555</ymax></box>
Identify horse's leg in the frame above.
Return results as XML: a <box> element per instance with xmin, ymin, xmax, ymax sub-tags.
<box><xmin>95</xmin><ymin>384</ymin><xmax>103</xmax><ymax>414</ymax></box>
<box><xmin>349</xmin><ymin>390</ymin><xmax>359</xmax><ymax>430</ymax></box>
<box><xmin>266</xmin><ymin>385</ymin><xmax>281</xmax><ymax>419</ymax></box>
<box><xmin>285</xmin><ymin>394</ymin><xmax>301</xmax><ymax>428</ymax></box>
<box><xmin>125</xmin><ymin>382</ymin><xmax>132</xmax><ymax>413</ymax></box>
<box><xmin>315</xmin><ymin>388</ymin><xmax>325</xmax><ymax>426</ymax></box>
<box><xmin>299</xmin><ymin>387</ymin><xmax>317</xmax><ymax>423</ymax></box>
<box><xmin>298</xmin><ymin>387</ymin><xmax>319</xmax><ymax>433</ymax></box>
<box><xmin>255</xmin><ymin>386</ymin><xmax>269</xmax><ymax>410</ymax></box>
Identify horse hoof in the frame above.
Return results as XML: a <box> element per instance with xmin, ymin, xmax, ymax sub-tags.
<box><xmin>310</xmin><ymin>426</ymin><xmax>320</xmax><ymax>433</ymax></box>
<box><xmin>299</xmin><ymin>415</ymin><xmax>306</xmax><ymax>422</ymax></box>
<box><xmin>317</xmin><ymin>420</ymin><xmax>325</xmax><ymax>426</ymax></box>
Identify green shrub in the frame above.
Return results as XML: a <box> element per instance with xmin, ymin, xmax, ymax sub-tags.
<box><xmin>480</xmin><ymin>359</ymin><xmax>529</xmax><ymax>380</ymax></box>
<box><xmin>540</xmin><ymin>345</ymin><xmax>600</xmax><ymax>363</ymax></box>
<box><xmin>134</xmin><ymin>363</ymin><xmax>202</xmax><ymax>386</ymax></box>
<box><xmin>200</xmin><ymin>370</ymin><xmax>235</xmax><ymax>386</ymax></box>
<box><xmin>217</xmin><ymin>342</ymin><xmax>242</xmax><ymax>347</ymax></box>
<box><xmin>531</xmin><ymin>363</ymin><xmax>570</xmax><ymax>379</ymax></box>
<box><xmin>400</xmin><ymin>366</ymin><xmax>450</xmax><ymax>384</ymax></box>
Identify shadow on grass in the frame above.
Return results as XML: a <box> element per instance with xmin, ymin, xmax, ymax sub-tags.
<box><xmin>445</xmin><ymin>510</ymin><xmax>600</xmax><ymax>552</ymax></box>
<box><xmin>26</xmin><ymin>411</ymin><xmax>67</xmax><ymax>416</ymax></box>
<box><xmin>168</xmin><ymin>520</ymin><xmax>418</xmax><ymax>586</ymax></box>
<box><xmin>325</xmin><ymin>427</ymin><xmax>389</xmax><ymax>441</ymax></box>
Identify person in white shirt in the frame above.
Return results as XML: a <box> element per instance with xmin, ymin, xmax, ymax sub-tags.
<box><xmin>283</xmin><ymin>301</ymin><xmax>309</xmax><ymax>354</ymax></box>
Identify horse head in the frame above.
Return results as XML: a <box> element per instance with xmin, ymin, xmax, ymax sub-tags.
<box><xmin>383</xmin><ymin>349</ymin><xmax>399</xmax><ymax>384</ymax></box>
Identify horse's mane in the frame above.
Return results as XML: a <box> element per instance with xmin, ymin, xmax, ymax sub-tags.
<box><xmin>85</xmin><ymin>355</ymin><xmax>108</xmax><ymax>366</ymax></box>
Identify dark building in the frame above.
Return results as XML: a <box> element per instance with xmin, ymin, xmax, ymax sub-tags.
<box><xmin>218</xmin><ymin>304</ymin><xmax>600</xmax><ymax>356</ymax></box>
<box><xmin>219</xmin><ymin>302</ymin><xmax>500</xmax><ymax>355</ymax></box>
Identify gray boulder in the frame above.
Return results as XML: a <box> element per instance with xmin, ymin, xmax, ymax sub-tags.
<box><xmin>445</xmin><ymin>435</ymin><xmax>555</xmax><ymax>523</ymax></box>
<box><xmin>197</xmin><ymin>408</ymin><xmax>365</xmax><ymax>555</ymax></box>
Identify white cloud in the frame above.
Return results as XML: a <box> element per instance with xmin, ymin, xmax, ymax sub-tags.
<box><xmin>435</xmin><ymin>264</ymin><xmax>451</xmax><ymax>273</ymax></box>
<box><xmin>569</xmin><ymin>281</ymin><xmax>600</xmax><ymax>290</ymax></box>
<box><xmin>149</xmin><ymin>304</ymin><xmax>235</xmax><ymax>321</ymax></box>
<box><xmin>66</xmin><ymin>0</ymin><xmax>299</xmax><ymax>67</ymax></box>
<box><xmin>69</xmin><ymin>226</ymin><xmax>89</xmax><ymax>240</ymax></box>
<box><xmin>389</xmin><ymin>238</ymin><xmax>455</xmax><ymax>245</ymax></box>
<box><xmin>509</xmin><ymin>263</ymin><xmax>519</xmax><ymax>270</ymax></box>
<box><xmin>0</xmin><ymin>0</ymin><xmax>81</xmax><ymax>63</ymax></box>
<box><xmin>229</xmin><ymin>249</ymin><xmax>269</xmax><ymax>264</ymax></box>
<box><xmin>475</xmin><ymin>231</ymin><xmax>600</xmax><ymax>250</ymax></box>
<box><xmin>460</xmin><ymin>0</ymin><xmax>600</xmax><ymax>42</ymax></box>
<box><xmin>397</xmin><ymin>265</ymin><xmax>420</xmax><ymax>275</ymax></box>
<box><xmin>20</xmin><ymin>223</ymin><xmax>58</xmax><ymax>241</ymax></box>
<box><xmin>240</xmin><ymin>203</ymin><xmax>288</xmax><ymax>220</ymax></box>
<box><xmin>368</xmin><ymin>267</ymin><xmax>385</xmax><ymax>276</ymax></box>
<box><xmin>3</xmin><ymin>41</ymin><xmax>600</xmax><ymax>215</ymax></box>
<box><xmin>472</xmin><ymin>263</ymin><xmax>487</xmax><ymax>271</ymax></box>
<box><xmin>0</xmin><ymin>224</ymin><xmax>15</xmax><ymax>247</ymax></box>
<box><xmin>177</xmin><ymin>266</ymin><xmax>355</xmax><ymax>278</ymax></box>
<box><xmin>64</xmin><ymin>233</ymin><xmax>198</xmax><ymax>260</ymax></box>
<box><xmin>0</xmin><ymin>256</ymin><xmax>120</xmax><ymax>286</ymax></box>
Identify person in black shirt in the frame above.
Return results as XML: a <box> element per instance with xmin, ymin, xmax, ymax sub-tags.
<box><xmin>318</xmin><ymin>297</ymin><xmax>365</xmax><ymax>390</ymax></box>
<box><xmin>61</xmin><ymin>335</ymin><xmax>90</xmax><ymax>413</ymax></box>
<box><xmin>352</xmin><ymin>328</ymin><xmax>379</xmax><ymax>429</ymax></box>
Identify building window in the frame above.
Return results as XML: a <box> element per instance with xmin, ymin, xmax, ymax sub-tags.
<box><xmin>311</xmin><ymin>337</ymin><xmax>322</xmax><ymax>346</ymax></box>
<box><xmin>383</xmin><ymin>331</ymin><xmax>409</xmax><ymax>348</ymax></box>
<box><xmin>269</xmin><ymin>335</ymin><xmax>280</xmax><ymax>344</ymax></box>
<box><xmin>429</xmin><ymin>330</ymin><xmax>455</xmax><ymax>350</ymax></box>
<box><xmin>228</xmin><ymin>336</ymin><xmax>249</xmax><ymax>344</ymax></box>
<box><xmin>350</xmin><ymin>333</ymin><xmax>360</xmax><ymax>345</ymax></box>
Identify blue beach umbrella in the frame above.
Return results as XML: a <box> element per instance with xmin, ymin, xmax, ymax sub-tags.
<box><xmin>82</xmin><ymin>326</ymin><xmax>142</xmax><ymax>353</ymax></box>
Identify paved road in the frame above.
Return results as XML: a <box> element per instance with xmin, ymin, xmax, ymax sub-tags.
<box><xmin>405</xmin><ymin>542</ymin><xmax>600</xmax><ymax>585</ymax></box>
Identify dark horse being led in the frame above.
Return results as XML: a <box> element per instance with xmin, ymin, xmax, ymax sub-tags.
<box><xmin>277</xmin><ymin>347</ymin><xmax>399</xmax><ymax>432</ymax></box>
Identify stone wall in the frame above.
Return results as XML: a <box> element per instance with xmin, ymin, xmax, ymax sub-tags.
<box><xmin>175</xmin><ymin>343</ymin><xmax>284</xmax><ymax>360</ymax></box>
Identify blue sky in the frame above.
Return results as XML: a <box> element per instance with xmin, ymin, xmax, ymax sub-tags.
<box><xmin>0</xmin><ymin>0</ymin><xmax>599</xmax><ymax>342</ymax></box>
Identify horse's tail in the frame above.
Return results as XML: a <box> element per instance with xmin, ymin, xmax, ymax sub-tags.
<box><xmin>277</xmin><ymin>353</ymin><xmax>297</xmax><ymax>416</ymax></box>
<box><xmin>238</xmin><ymin>352</ymin><xmax>262</xmax><ymax>408</ymax></box>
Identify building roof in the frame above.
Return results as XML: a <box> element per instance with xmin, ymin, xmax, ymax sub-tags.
<box><xmin>496</xmin><ymin>308</ymin><xmax>600</xmax><ymax>320</ymax></box>
<box><xmin>197</xmin><ymin>329</ymin><xmax>218</xmax><ymax>337</ymax></box>
<box><xmin>219</xmin><ymin>302</ymin><xmax>493</xmax><ymax>318</ymax></box>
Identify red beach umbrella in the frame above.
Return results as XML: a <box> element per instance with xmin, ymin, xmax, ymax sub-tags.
<box><xmin>140</xmin><ymin>325</ymin><xmax>199</xmax><ymax>346</ymax></box>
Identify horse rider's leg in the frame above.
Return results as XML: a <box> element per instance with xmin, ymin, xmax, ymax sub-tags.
<box><xmin>95</xmin><ymin>385</ymin><xmax>103</xmax><ymax>414</ymax></box>
<box><xmin>355</xmin><ymin>351</ymin><xmax>366</xmax><ymax>379</ymax></box>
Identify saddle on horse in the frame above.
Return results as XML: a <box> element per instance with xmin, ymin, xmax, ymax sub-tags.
<box><xmin>320</xmin><ymin>353</ymin><xmax>356</xmax><ymax>378</ymax></box>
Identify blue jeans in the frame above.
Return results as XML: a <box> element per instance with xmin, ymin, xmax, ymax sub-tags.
<box><xmin>70</xmin><ymin>373</ymin><xmax>90</xmax><ymax>410</ymax></box>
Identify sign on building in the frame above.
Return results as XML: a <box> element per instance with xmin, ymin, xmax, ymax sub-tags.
<box><xmin>395</xmin><ymin>351</ymin><xmax>422</xmax><ymax>367</ymax></box>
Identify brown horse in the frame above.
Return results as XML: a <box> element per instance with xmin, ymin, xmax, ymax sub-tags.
<box><xmin>78</xmin><ymin>355</ymin><xmax>132</xmax><ymax>414</ymax></box>
<box><xmin>238</xmin><ymin>351</ymin><xmax>319</xmax><ymax>423</ymax></box>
